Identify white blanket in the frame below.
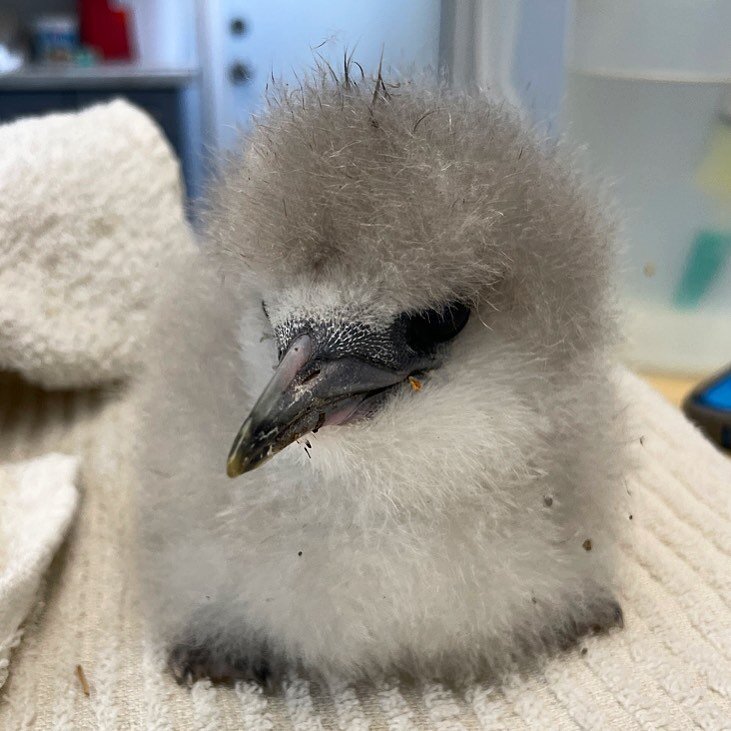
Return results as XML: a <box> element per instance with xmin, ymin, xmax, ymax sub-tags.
<box><xmin>0</xmin><ymin>100</ymin><xmax>193</xmax><ymax>703</ymax></box>
<box><xmin>0</xmin><ymin>370</ymin><xmax>728</xmax><ymax>729</ymax></box>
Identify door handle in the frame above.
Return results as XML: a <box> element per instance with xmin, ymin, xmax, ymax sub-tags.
<box><xmin>229</xmin><ymin>62</ymin><xmax>252</xmax><ymax>85</ymax></box>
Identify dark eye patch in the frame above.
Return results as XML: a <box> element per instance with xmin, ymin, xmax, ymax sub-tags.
<box><xmin>399</xmin><ymin>302</ymin><xmax>470</xmax><ymax>355</ymax></box>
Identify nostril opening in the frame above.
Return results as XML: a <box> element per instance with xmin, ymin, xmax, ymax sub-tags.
<box><xmin>300</xmin><ymin>369</ymin><xmax>321</xmax><ymax>385</ymax></box>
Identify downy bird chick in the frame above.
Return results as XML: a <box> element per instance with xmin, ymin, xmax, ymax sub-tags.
<box><xmin>136</xmin><ymin>70</ymin><xmax>626</xmax><ymax>687</ymax></box>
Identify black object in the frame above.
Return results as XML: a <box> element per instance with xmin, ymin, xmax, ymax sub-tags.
<box><xmin>399</xmin><ymin>302</ymin><xmax>471</xmax><ymax>355</ymax></box>
<box><xmin>683</xmin><ymin>365</ymin><xmax>731</xmax><ymax>451</ymax></box>
<box><xmin>229</xmin><ymin>61</ymin><xmax>252</xmax><ymax>85</ymax></box>
<box><xmin>230</xmin><ymin>17</ymin><xmax>248</xmax><ymax>35</ymax></box>
<box><xmin>0</xmin><ymin>71</ymin><xmax>196</xmax><ymax>197</ymax></box>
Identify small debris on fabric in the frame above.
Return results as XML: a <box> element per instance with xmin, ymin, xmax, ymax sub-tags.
<box><xmin>150</xmin><ymin>467</ymin><xmax>172</xmax><ymax>478</ymax></box>
<box><xmin>581</xmin><ymin>647</ymin><xmax>588</xmax><ymax>656</ymax></box>
<box><xmin>543</xmin><ymin>496</ymin><xmax>553</xmax><ymax>507</ymax></box>
<box><xmin>408</xmin><ymin>376</ymin><xmax>422</xmax><ymax>392</ymax></box>
<box><xmin>582</xmin><ymin>539</ymin><xmax>593</xmax><ymax>551</ymax></box>
<box><xmin>629</xmin><ymin>514</ymin><xmax>633</xmax><ymax>520</ymax></box>
<box><xmin>297</xmin><ymin>550</ymin><xmax>303</xmax><ymax>557</ymax></box>
<box><xmin>639</xmin><ymin>435</ymin><xmax>645</xmax><ymax>446</ymax></box>
<box><xmin>76</xmin><ymin>664</ymin><xmax>90</xmax><ymax>696</ymax></box>
<box><xmin>643</xmin><ymin>262</ymin><xmax>656</xmax><ymax>277</ymax></box>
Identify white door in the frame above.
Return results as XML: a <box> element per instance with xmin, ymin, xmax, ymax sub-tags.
<box><xmin>198</xmin><ymin>0</ymin><xmax>442</xmax><ymax>150</ymax></box>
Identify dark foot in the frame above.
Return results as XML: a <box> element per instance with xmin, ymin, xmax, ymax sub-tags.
<box><xmin>586</xmin><ymin>598</ymin><xmax>624</xmax><ymax>633</ymax></box>
<box><xmin>168</xmin><ymin>642</ymin><xmax>279</xmax><ymax>689</ymax></box>
<box><xmin>557</xmin><ymin>597</ymin><xmax>624</xmax><ymax>650</ymax></box>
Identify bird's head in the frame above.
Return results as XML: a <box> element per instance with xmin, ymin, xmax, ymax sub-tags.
<box><xmin>226</xmin><ymin>284</ymin><xmax>473</xmax><ymax>476</ymax></box>
<box><xmin>205</xmin><ymin>72</ymin><xmax>611</xmax><ymax>484</ymax></box>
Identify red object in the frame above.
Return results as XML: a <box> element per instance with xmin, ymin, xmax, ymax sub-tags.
<box><xmin>79</xmin><ymin>0</ymin><xmax>133</xmax><ymax>61</ymax></box>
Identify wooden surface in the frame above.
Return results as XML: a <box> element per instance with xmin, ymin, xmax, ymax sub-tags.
<box><xmin>640</xmin><ymin>374</ymin><xmax>699</xmax><ymax>408</ymax></box>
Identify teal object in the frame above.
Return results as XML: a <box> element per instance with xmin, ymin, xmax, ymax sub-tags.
<box><xmin>673</xmin><ymin>229</ymin><xmax>731</xmax><ymax>307</ymax></box>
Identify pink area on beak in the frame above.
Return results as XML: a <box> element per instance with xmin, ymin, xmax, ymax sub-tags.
<box><xmin>278</xmin><ymin>334</ymin><xmax>312</xmax><ymax>385</ymax></box>
<box><xmin>322</xmin><ymin>399</ymin><xmax>363</xmax><ymax>427</ymax></box>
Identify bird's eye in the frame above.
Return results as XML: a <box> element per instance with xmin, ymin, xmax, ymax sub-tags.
<box><xmin>399</xmin><ymin>301</ymin><xmax>470</xmax><ymax>354</ymax></box>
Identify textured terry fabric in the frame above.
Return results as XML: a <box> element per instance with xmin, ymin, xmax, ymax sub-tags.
<box><xmin>0</xmin><ymin>370</ymin><xmax>729</xmax><ymax>730</ymax></box>
<box><xmin>0</xmin><ymin>454</ymin><xmax>79</xmax><ymax>691</ymax></box>
<box><xmin>0</xmin><ymin>100</ymin><xmax>193</xmax><ymax>389</ymax></box>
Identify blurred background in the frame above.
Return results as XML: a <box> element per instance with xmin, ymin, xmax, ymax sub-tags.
<box><xmin>0</xmin><ymin>0</ymin><xmax>729</xmax><ymax>383</ymax></box>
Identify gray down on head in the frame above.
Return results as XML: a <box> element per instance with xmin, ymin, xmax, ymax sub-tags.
<box><xmin>135</xmin><ymin>66</ymin><xmax>628</xmax><ymax>689</ymax></box>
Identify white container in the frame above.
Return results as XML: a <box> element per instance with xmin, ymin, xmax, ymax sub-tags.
<box><xmin>116</xmin><ymin>0</ymin><xmax>197</xmax><ymax>68</ymax></box>
<box><xmin>478</xmin><ymin>0</ymin><xmax>731</xmax><ymax>375</ymax></box>
<box><xmin>562</xmin><ymin>0</ymin><xmax>731</xmax><ymax>374</ymax></box>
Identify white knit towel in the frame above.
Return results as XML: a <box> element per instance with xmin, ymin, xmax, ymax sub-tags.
<box><xmin>1</xmin><ymin>374</ymin><xmax>730</xmax><ymax>729</ymax></box>
<box><xmin>0</xmin><ymin>454</ymin><xmax>79</xmax><ymax>690</ymax></box>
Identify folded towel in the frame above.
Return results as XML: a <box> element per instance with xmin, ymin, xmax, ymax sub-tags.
<box><xmin>0</xmin><ymin>453</ymin><xmax>79</xmax><ymax>690</ymax></box>
<box><xmin>0</xmin><ymin>100</ymin><xmax>194</xmax><ymax>388</ymax></box>
<box><xmin>0</xmin><ymin>99</ymin><xmax>191</xmax><ymax>709</ymax></box>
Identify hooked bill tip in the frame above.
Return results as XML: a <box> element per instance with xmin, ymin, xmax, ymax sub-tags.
<box><xmin>226</xmin><ymin>445</ymin><xmax>274</xmax><ymax>478</ymax></box>
<box><xmin>226</xmin><ymin>418</ymin><xmax>253</xmax><ymax>478</ymax></box>
<box><xmin>226</xmin><ymin>417</ymin><xmax>277</xmax><ymax>478</ymax></box>
<box><xmin>226</xmin><ymin>453</ymin><xmax>245</xmax><ymax>478</ymax></box>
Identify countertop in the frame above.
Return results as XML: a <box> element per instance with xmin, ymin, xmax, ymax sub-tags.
<box><xmin>641</xmin><ymin>373</ymin><xmax>698</xmax><ymax>408</ymax></box>
<box><xmin>0</xmin><ymin>64</ymin><xmax>198</xmax><ymax>90</ymax></box>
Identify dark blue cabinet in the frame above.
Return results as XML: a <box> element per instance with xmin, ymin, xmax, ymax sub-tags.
<box><xmin>0</xmin><ymin>69</ymin><xmax>199</xmax><ymax>197</ymax></box>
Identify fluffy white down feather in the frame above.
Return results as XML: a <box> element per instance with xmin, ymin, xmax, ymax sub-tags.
<box><xmin>135</xmin><ymin>74</ymin><xmax>627</xmax><ymax>684</ymax></box>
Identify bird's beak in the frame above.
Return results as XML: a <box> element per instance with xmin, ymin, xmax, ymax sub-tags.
<box><xmin>226</xmin><ymin>334</ymin><xmax>408</xmax><ymax>477</ymax></box>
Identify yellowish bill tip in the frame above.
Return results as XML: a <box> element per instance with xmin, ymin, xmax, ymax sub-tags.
<box><xmin>226</xmin><ymin>453</ymin><xmax>244</xmax><ymax>478</ymax></box>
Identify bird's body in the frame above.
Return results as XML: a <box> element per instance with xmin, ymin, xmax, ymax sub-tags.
<box><xmin>136</xmin><ymin>74</ymin><xmax>626</xmax><ymax>686</ymax></box>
